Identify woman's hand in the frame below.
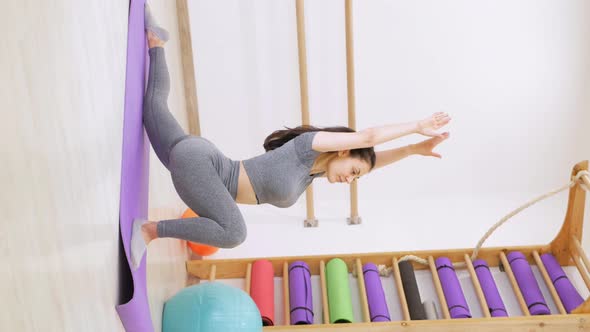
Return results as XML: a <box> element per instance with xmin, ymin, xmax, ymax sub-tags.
<box><xmin>411</xmin><ymin>132</ymin><xmax>450</xmax><ymax>158</ymax></box>
<box><xmin>417</xmin><ymin>112</ymin><xmax>451</xmax><ymax>137</ymax></box>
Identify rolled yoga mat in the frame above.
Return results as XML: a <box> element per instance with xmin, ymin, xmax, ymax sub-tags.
<box><xmin>398</xmin><ymin>260</ymin><xmax>426</xmax><ymax>320</ymax></box>
<box><xmin>473</xmin><ymin>259</ymin><xmax>508</xmax><ymax>317</ymax></box>
<box><xmin>435</xmin><ymin>257</ymin><xmax>472</xmax><ymax>318</ymax></box>
<box><xmin>251</xmin><ymin>260</ymin><xmax>275</xmax><ymax>326</ymax></box>
<box><xmin>540</xmin><ymin>253</ymin><xmax>584</xmax><ymax>313</ymax></box>
<box><xmin>507</xmin><ymin>251</ymin><xmax>550</xmax><ymax>315</ymax></box>
<box><xmin>115</xmin><ymin>0</ymin><xmax>154</xmax><ymax>330</ymax></box>
<box><xmin>326</xmin><ymin>258</ymin><xmax>354</xmax><ymax>323</ymax></box>
<box><xmin>363</xmin><ymin>263</ymin><xmax>391</xmax><ymax>322</ymax></box>
<box><xmin>289</xmin><ymin>261</ymin><xmax>314</xmax><ymax>325</ymax></box>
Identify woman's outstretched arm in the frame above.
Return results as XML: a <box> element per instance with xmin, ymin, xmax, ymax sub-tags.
<box><xmin>372</xmin><ymin>132</ymin><xmax>450</xmax><ymax>171</ymax></box>
<box><xmin>311</xmin><ymin>112</ymin><xmax>451</xmax><ymax>152</ymax></box>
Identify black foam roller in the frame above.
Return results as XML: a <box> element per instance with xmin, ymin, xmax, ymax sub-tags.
<box><xmin>399</xmin><ymin>261</ymin><xmax>427</xmax><ymax>320</ymax></box>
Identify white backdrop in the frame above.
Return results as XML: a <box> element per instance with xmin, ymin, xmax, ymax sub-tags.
<box><xmin>181</xmin><ymin>0</ymin><xmax>590</xmax><ymax>259</ymax></box>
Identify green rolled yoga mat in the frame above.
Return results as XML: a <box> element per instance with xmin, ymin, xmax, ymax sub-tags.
<box><xmin>326</xmin><ymin>258</ymin><xmax>354</xmax><ymax>323</ymax></box>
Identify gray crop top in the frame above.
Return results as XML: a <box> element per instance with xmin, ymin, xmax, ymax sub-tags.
<box><xmin>241</xmin><ymin>131</ymin><xmax>324</xmax><ymax>208</ymax></box>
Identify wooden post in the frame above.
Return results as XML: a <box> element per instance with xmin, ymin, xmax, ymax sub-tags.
<box><xmin>295</xmin><ymin>0</ymin><xmax>318</xmax><ymax>228</ymax></box>
<box><xmin>176</xmin><ymin>0</ymin><xmax>201</xmax><ymax>136</ymax></box>
<box><xmin>355</xmin><ymin>258</ymin><xmax>371</xmax><ymax>322</ymax></box>
<box><xmin>344</xmin><ymin>0</ymin><xmax>361</xmax><ymax>225</ymax></box>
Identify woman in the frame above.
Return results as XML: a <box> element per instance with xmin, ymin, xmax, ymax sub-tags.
<box><xmin>131</xmin><ymin>6</ymin><xmax>451</xmax><ymax>268</ymax></box>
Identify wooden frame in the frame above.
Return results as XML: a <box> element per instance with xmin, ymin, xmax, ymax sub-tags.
<box><xmin>186</xmin><ymin>160</ymin><xmax>590</xmax><ymax>331</ymax></box>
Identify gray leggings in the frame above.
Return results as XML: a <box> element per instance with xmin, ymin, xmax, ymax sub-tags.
<box><xmin>143</xmin><ymin>47</ymin><xmax>246</xmax><ymax>248</ymax></box>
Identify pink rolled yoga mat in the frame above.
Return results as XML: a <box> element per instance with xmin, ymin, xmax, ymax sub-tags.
<box><xmin>251</xmin><ymin>260</ymin><xmax>275</xmax><ymax>326</ymax></box>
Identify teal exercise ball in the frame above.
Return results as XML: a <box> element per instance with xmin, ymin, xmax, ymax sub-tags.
<box><xmin>162</xmin><ymin>282</ymin><xmax>262</xmax><ymax>332</ymax></box>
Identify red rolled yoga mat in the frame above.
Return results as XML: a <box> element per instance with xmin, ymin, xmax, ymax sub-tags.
<box><xmin>251</xmin><ymin>260</ymin><xmax>275</xmax><ymax>326</ymax></box>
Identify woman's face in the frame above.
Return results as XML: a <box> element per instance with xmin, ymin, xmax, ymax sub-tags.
<box><xmin>326</xmin><ymin>151</ymin><xmax>371</xmax><ymax>184</ymax></box>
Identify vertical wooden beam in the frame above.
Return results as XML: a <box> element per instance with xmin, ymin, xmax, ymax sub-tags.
<box><xmin>245</xmin><ymin>263</ymin><xmax>252</xmax><ymax>294</ymax></box>
<box><xmin>344</xmin><ymin>0</ymin><xmax>360</xmax><ymax>225</ymax></box>
<box><xmin>532</xmin><ymin>251</ymin><xmax>566</xmax><ymax>315</ymax></box>
<box><xmin>176</xmin><ymin>0</ymin><xmax>201</xmax><ymax>136</ymax></box>
<box><xmin>463</xmin><ymin>254</ymin><xmax>491</xmax><ymax>318</ymax></box>
<box><xmin>295</xmin><ymin>0</ymin><xmax>318</xmax><ymax>228</ymax></box>
<box><xmin>320</xmin><ymin>260</ymin><xmax>330</xmax><ymax>323</ymax></box>
<box><xmin>550</xmin><ymin>161</ymin><xmax>588</xmax><ymax>264</ymax></box>
<box><xmin>428</xmin><ymin>256</ymin><xmax>450</xmax><ymax>319</ymax></box>
<box><xmin>209</xmin><ymin>264</ymin><xmax>216</xmax><ymax>282</ymax></box>
<box><xmin>283</xmin><ymin>262</ymin><xmax>291</xmax><ymax>325</ymax></box>
<box><xmin>355</xmin><ymin>259</ymin><xmax>371</xmax><ymax>322</ymax></box>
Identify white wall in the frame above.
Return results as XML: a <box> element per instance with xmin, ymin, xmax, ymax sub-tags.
<box><xmin>182</xmin><ymin>0</ymin><xmax>590</xmax><ymax>260</ymax></box>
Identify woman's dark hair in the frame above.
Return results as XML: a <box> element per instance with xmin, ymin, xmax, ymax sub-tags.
<box><xmin>263</xmin><ymin>125</ymin><xmax>376</xmax><ymax>170</ymax></box>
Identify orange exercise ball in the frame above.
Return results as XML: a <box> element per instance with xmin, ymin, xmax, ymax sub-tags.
<box><xmin>181</xmin><ymin>208</ymin><xmax>219</xmax><ymax>256</ymax></box>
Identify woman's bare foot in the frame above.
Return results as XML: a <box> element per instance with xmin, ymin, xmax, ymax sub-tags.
<box><xmin>147</xmin><ymin>30</ymin><xmax>166</xmax><ymax>49</ymax></box>
<box><xmin>141</xmin><ymin>221</ymin><xmax>159</xmax><ymax>244</ymax></box>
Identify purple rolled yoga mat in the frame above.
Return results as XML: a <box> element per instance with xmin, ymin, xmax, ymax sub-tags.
<box><xmin>507</xmin><ymin>251</ymin><xmax>550</xmax><ymax>315</ymax></box>
<box><xmin>473</xmin><ymin>259</ymin><xmax>508</xmax><ymax>317</ymax></box>
<box><xmin>540</xmin><ymin>253</ymin><xmax>584</xmax><ymax>313</ymax></box>
<box><xmin>289</xmin><ymin>261</ymin><xmax>314</xmax><ymax>325</ymax></box>
<box><xmin>435</xmin><ymin>257</ymin><xmax>471</xmax><ymax>318</ymax></box>
<box><xmin>362</xmin><ymin>263</ymin><xmax>391</xmax><ymax>322</ymax></box>
<box><xmin>115</xmin><ymin>0</ymin><xmax>154</xmax><ymax>331</ymax></box>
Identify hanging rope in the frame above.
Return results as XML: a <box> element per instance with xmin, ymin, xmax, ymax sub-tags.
<box><xmin>353</xmin><ymin>170</ymin><xmax>590</xmax><ymax>276</ymax></box>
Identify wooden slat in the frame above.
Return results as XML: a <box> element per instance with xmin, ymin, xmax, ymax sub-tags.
<box><xmin>355</xmin><ymin>258</ymin><xmax>371</xmax><ymax>322</ymax></box>
<box><xmin>572</xmin><ymin>237</ymin><xmax>590</xmax><ymax>274</ymax></box>
<box><xmin>186</xmin><ymin>244</ymin><xmax>550</xmax><ymax>279</ymax></box>
<box><xmin>428</xmin><ymin>256</ymin><xmax>450</xmax><ymax>319</ymax></box>
<box><xmin>319</xmin><ymin>260</ymin><xmax>330</xmax><ymax>324</ymax></box>
<box><xmin>463</xmin><ymin>254</ymin><xmax>490</xmax><ymax>318</ymax></box>
<box><xmin>245</xmin><ymin>263</ymin><xmax>252</xmax><ymax>294</ymax></box>
<box><xmin>572</xmin><ymin>254</ymin><xmax>590</xmax><ymax>291</ymax></box>
<box><xmin>260</xmin><ymin>314</ymin><xmax>590</xmax><ymax>331</ymax></box>
<box><xmin>532</xmin><ymin>251</ymin><xmax>566</xmax><ymax>315</ymax></box>
<box><xmin>209</xmin><ymin>264</ymin><xmax>216</xmax><ymax>282</ymax></box>
<box><xmin>391</xmin><ymin>257</ymin><xmax>410</xmax><ymax>321</ymax></box>
<box><xmin>283</xmin><ymin>262</ymin><xmax>291</xmax><ymax>325</ymax></box>
<box><xmin>499</xmin><ymin>252</ymin><xmax>529</xmax><ymax>316</ymax></box>
<box><xmin>175</xmin><ymin>0</ymin><xmax>201</xmax><ymax>135</ymax></box>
